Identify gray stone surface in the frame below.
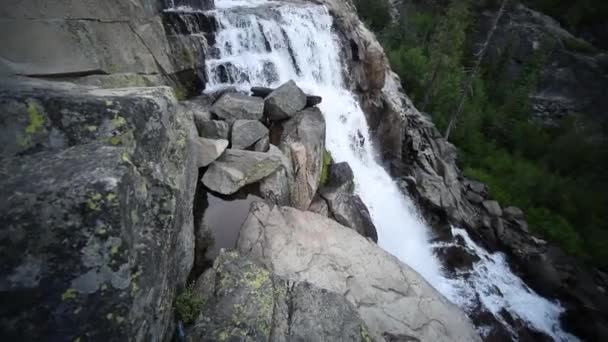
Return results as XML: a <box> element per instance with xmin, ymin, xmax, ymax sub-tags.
<box><xmin>259</xmin><ymin>145</ymin><xmax>293</xmax><ymax>206</ymax></box>
<box><xmin>194</xmin><ymin>137</ymin><xmax>228</xmax><ymax>167</ymax></box>
<box><xmin>482</xmin><ymin>200</ymin><xmax>503</xmax><ymax>217</ymax></box>
<box><xmin>188</xmin><ymin>251</ymin><xmax>372</xmax><ymax>342</ymax></box>
<box><xmin>197</xmin><ymin>120</ymin><xmax>230</xmax><ymax>140</ymax></box>
<box><xmin>308</xmin><ymin>194</ymin><xmax>329</xmax><ymax>217</ymax></box>
<box><xmin>210</xmin><ymin>93</ymin><xmax>264</xmax><ymax>123</ymax></box>
<box><xmin>264</xmin><ymin>80</ymin><xmax>307</xmax><ymax>121</ymax></box>
<box><xmin>0</xmin><ymin>80</ymin><xmax>198</xmax><ymax>341</ymax></box>
<box><xmin>279</xmin><ymin>107</ymin><xmax>326</xmax><ymax>210</ymax></box>
<box><xmin>231</xmin><ymin>119</ymin><xmax>269</xmax><ymax>150</ymax></box>
<box><xmin>202</xmin><ymin>148</ymin><xmax>282</xmax><ymax>195</ymax></box>
<box><xmin>253</xmin><ymin>135</ymin><xmax>270</xmax><ymax>152</ymax></box>
<box><xmin>238</xmin><ymin>202</ymin><xmax>481</xmax><ymax>342</ymax></box>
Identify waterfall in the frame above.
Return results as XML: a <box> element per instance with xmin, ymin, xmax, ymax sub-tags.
<box><xmin>173</xmin><ymin>0</ymin><xmax>578</xmax><ymax>340</ymax></box>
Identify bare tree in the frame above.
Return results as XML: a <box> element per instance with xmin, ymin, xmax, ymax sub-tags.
<box><xmin>444</xmin><ymin>0</ymin><xmax>510</xmax><ymax>140</ymax></box>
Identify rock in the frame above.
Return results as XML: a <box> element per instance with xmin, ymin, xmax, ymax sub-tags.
<box><xmin>202</xmin><ymin>149</ymin><xmax>282</xmax><ymax>195</ymax></box>
<box><xmin>0</xmin><ymin>81</ymin><xmax>198</xmax><ymax>341</ymax></box>
<box><xmin>318</xmin><ymin>162</ymin><xmax>377</xmax><ymax>241</ymax></box>
<box><xmin>196</xmin><ymin>120</ymin><xmax>230</xmax><ymax>140</ymax></box>
<box><xmin>364</xmin><ymin>41</ymin><xmax>387</xmax><ymax>91</ymax></box>
<box><xmin>210</xmin><ymin>93</ymin><xmax>264</xmax><ymax>123</ymax></box>
<box><xmin>325</xmin><ymin>192</ymin><xmax>378</xmax><ymax>242</ymax></box>
<box><xmin>466</xmin><ymin>180</ymin><xmax>487</xmax><ymax>195</ymax></box>
<box><xmin>259</xmin><ymin>145</ymin><xmax>292</xmax><ymax>206</ymax></box>
<box><xmin>436</xmin><ymin>245</ymin><xmax>481</xmax><ymax>274</ymax></box>
<box><xmin>306</xmin><ymin>95</ymin><xmax>323</xmax><ymax>108</ymax></box>
<box><xmin>193</xmin><ymin>137</ymin><xmax>228</xmax><ymax>167</ymax></box>
<box><xmin>250</xmin><ymin>86</ymin><xmax>273</xmax><ymax>98</ymax></box>
<box><xmin>465</xmin><ymin>190</ymin><xmax>484</xmax><ymax>204</ymax></box>
<box><xmin>188</xmin><ymin>251</ymin><xmax>371</xmax><ymax>342</ymax></box>
<box><xmin>237</xmin><ymin>202</ymin><xmax>481</xmax><ymax>342</ymax></box>
<box><xmin>504</xmin><ymin>206</ymin><xmax>525</xmax><ymax>220</ymax></box>
<box><xmin>252</xmin><ymin>85</ymin><xmax>321</xmax><ymax>109</ymax></box>
<box><xmin>264</xmin><ymin>80</ymin><xmax>307</xmax><ymax>121</ymax></box>
<box><xmin>520</xmin><ymin>254</ymin><xmax>562</xmax><ymax>298</ymax></box>
<box><xmin>482</xmin><ymin>200</ymin><xmax>503</xmax><ymax>217</ymax></box>
<box><xmin>308</xmin><ymin>194</ymin><xmax>329</xmax><ymax>217</ymax></box>
<box><xmin>230</xmin><ymin>119</ymin><xmax>269</xmax><ymax>150</ymax></box>
<box><xmin>325</xmin><ymin>162</ymin><xmax>355</xmax><ymax>193</ymax></box>
<box><xmin>253</xmin><ymin>135</ymin><xmax>270</xmax><ymax>152</ymax></box>
<box><xmin>181</xmin><ymin>100</ymin><xmax>211</xmax><ymax>126</ymax></box>
<box><xmin>279</xmin><ymin>107</ymin><xmax>326</xmax><ymax>210</ymax></box>
<box><xmin>1</xmin><ymin>3</ymin><xmax>206</xmax><ymax>94</ymax></box>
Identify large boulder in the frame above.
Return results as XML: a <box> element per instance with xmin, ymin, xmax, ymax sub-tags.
<box><xmin>238</xmin><ymin>202</ymin><xmax>481</xmax><ymax>342</ymax></box>
<box><xmin>231</xmin><ymin>119</ymin><xmax>269</xmax><ymax>150</ymax></box>
<box><xmin>279</xmin><ymin>107</ymin><xmax>326</xmax><ymax>210</ymax></box>
<box><xmin>0</xmin><ymin>79</ymin><xmax>198</xmax><ymax>341</ymax></box>
<box><xmin>202</xmin><ymin>148</ymin><xmax>282</xmax><ymax>195</ymax></box>
<box><xmin>210</xmin><ymin>93</ymin><xmax>264</xmax><ymax>123</ymax></box>
<box><xmin>188</xmin><ymin>251</ymin><xmax>372</xmax><ymax>342</ymax></box>
<box><xmin>264</xmin><ymin>80</ymin><xmax>307</xmax><ymax>121</ymax></box>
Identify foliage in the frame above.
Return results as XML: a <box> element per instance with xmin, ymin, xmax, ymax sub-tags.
<box><xmin>523</xmin><ymin>0</ymin><xmax>608</xmax><ymax>31</ymax></box>
<box><xmin>374</xmin><ymin>0</ymin><xmax>608</xmax><ymax>267</ymax></box>
<box><xmin>175</xmin><ymin>284</ymin><xmax>203</xmax><ymax>324</ymax></box>
<box><xmin>320</xmin><ymin>149</ymin><xmax>333</xmax><ymax>186</ymax></box>
<box><xmin>352</xmin><ymin>0</ymin><xmax>392</xmax><ymax>32</ymax></box>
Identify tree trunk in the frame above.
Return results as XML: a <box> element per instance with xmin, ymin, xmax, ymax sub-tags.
<box><xmin>444</xmin><ymin>0</ymin><xmax>510</xmax><ymax>140</ymax></box>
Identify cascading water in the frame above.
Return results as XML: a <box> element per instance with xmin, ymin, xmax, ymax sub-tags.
<box><xmin>170</xmin><ymin>0</ymin><xmax>578</xmax><ymax>340</ymax></box>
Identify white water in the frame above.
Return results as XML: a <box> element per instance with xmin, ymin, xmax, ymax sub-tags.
<box><xmin>190</xmin><ymin>0</ymin><xmax>576</xmax><ymax>340</ymax></box>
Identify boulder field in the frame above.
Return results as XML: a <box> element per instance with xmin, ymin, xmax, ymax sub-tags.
<box><xmin>0</xmin><ymin>75</ymin><xmax>480</xmax><ymax>341</ymax></box>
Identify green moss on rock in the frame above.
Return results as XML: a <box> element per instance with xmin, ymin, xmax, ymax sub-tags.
<box><xmin>175</xmin><ymin>284</ymin><xmax>204</xmax><ymax>324</ymax></box>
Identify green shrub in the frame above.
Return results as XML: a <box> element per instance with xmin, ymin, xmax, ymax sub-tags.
<box><xmin>320</xmin><ymin>149</ymin><xmax>333</xmax><ymax>186</ymax></box>
<box><xmin>175</xmin><ymin>284</ymin><xmax>203</xmax><ymax>324</ymax></box>
<box><xmin>353</xmin><ymin>0</ymin><xmax>392</xmax><ymax>32</ymax></box>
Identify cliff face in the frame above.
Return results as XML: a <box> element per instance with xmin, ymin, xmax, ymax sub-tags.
<box><xmin>475</xmin><ymin>3</ymin><xmax>608</xmax><ymax>126</ymax></box>
<box><xmin>0</xmin><ymin>0</ymin><xmax>213</xmax><ymax>94</ymax></box>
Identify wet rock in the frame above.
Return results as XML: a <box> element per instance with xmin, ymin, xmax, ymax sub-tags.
<box><xmin>306</xmin><ymin>95</ymin><xmax>323</xmax><ymax>108</ymax></box>
<box><xmin>318</xmin><ymin>162</ymin><xmax>377</xmax><ymax>241</ymax></box>
<box><xmin>193</xmin><ymin>137</ymin><xmax>228</xmax><ymax>167</ymax></box>
<box><xmin>210</xmin><ymin>93</ymin><xmax>264</xmax><ymax>123</ymax></box>
<box><xmin>279</xmin><ymin>107</ymin><xmax>325</xmax><ymax>210</ymax></box>
<box><xmin>482</xmin><ymin>200</ymin><xmax>503</xmax><ymax>217</ymax></box>
<box><xmin>264</xmin><ymin>80</ymin><xmax>307</xmax><ymax>121</ymax></box>
<box><xmin>188</xmin><ymin>251</ymin><xmax>371</xmax><ymax>342</ymax></box>
<box><xmin>435</xmin><ymin>245</ymin><xmax>481</xmax><ymax>274</ymax></box>
<box><xmin>230</xmin><ymin>119</ymin><xmax>269</xmax><ymax>150</ymax></box>
<box><xmin>196</xmin><ymin>119</ymin><xmax>230</xmax><ymax>140</ymax></box>
<box><xmin>202</xmin><ymin>148</ymin><xmax>282</xmax><ymax>195</ymax></box>
<box><xmin>0</xmin><ymin>81</ymin><xmax>198</xmax><ymax>341</ymax></box>
<box><xmin>250</xmin><ymin>86</ymin><xmax>273</xmax><ymax>98</ymax></box>
<box><xmin>238</xmin><ymin>202</ymin><xmax>482</xmax><ymax>341</ymax></box>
